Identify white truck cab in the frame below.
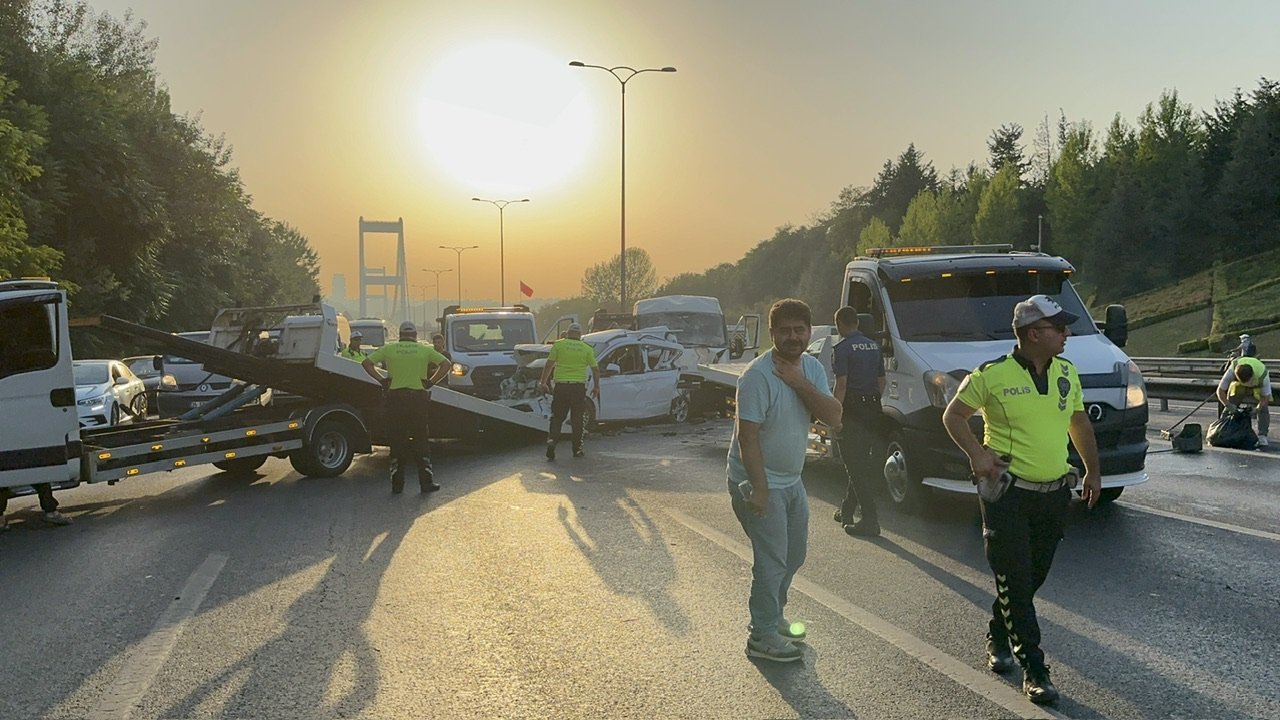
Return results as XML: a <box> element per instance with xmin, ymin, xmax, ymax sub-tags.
<box><xmin>841</xmin><ymin>246</ymin><xmax>1148</xmax><ymax>506</ymax></box>
<box><xmin>0</xmin><ymin>279</ymin><xmax>80</xmax><ymax>489</ymax></box>
<box><xmin>348</xmin><ymin>317</ymin><xmax>391</xmax><ymax>348</ymax></box>
<box><xmin>441</xmin><ymin>305</ymin><xmax>538</xmax><ymax>399</ymax></box>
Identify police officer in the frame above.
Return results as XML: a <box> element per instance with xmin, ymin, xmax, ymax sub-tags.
<box><xmin>538</xmin><ymin>322</ymin><xmax>600</xmax><ymax>460</ymax></box>
<box><xmin>941</xmin><ymin>294</ymin><xmax>1102</xmax><ymax>706</ymax></box>
<box><xmin>362</xmin><ymin>321</ymin><xmax>449</xmax><ymax>493</ymax></box>
<box><xmin>339</xmin><ymin>331</ymin><xmax>367</xmax><ymax>361</ymax></box>
<box><xmin>829</xmin><ymin>306</ymin><xmax>885</xmax><ymax>537</ymax></box>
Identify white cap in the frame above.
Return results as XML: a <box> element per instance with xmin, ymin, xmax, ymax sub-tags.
<box><xmin>1012</xmin><ymin>294</ymin><xmax>1079</xmax><ymax>329</ymax></box>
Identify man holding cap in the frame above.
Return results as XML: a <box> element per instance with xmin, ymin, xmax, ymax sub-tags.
<box><xmin>941</xmin><ymin>294</ymin><xmax>1101</xmax><ymax>705</ymax></box>
<box><xmin>339</xmin><ymin>331</ymin><xmax>367</xmax><ymax>361</ymax></box>
<box><xmin>538</xmin><ymin>322</ymin><xmax>599</xmax><ymax>459</ymax></box>
<box><xmin>362</xmin><ymin>321</ymin><xmax>449</xmax><ymax>493</ymax></box>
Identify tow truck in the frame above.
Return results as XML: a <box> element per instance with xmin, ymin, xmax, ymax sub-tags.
<box><xmin>0</xmin><ymin>280</ymin><xmax>547</xmax><ymax>497</ymax></box>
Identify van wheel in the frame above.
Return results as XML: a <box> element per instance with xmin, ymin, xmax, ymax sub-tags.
<box><xmin>213</xmin><ymin>456</ymin><xmax>268</xmax><ymax>474</ymax></box>
<box><xmin>669</xmin><ymin>391</ymin><xmax>690</xmax><ymax>423</ymax></box>
<box><xmin>883</xmin><ymin>430</ymin><xmax>925</xmax><ymax>509</ymax></box>
<box><xmin>1099</xmin><ymin>487</ymin><xmax>1124</xmax><ymax>503</ymax></box>
<box><xmin>290</xmin><ymin>418</ymin><xmax>355</xmax><ymax>477</ymax></box>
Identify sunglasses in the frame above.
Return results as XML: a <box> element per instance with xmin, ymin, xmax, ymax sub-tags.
<box><xmin>1029</xmin><ymin>322</ymin><xmax>1068</xmax><ymax>334</ymax></box>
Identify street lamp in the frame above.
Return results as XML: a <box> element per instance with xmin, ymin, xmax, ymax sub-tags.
<box><xmin>412</xmin><ymin>283</ymin><xmax>434</xmax><ymax>330</ymax></box>
<box><xmin>421</xmin><ymin>268</ymin><xmax>452</xmax><ymax>331</ymax></box>
<box><xmin>570</xmin><ymin>59</ymin><xmax>676</xmax><ymax>311</ymax></box>
<box><xmin>472</xmin><ymin>197</ymin><xmax>529</xmax><ymax>306</ymax></box>
<box><xmin>439</xmin><ymin>246</ymin><xmax>479</xmax><ymax>307</ymax></box>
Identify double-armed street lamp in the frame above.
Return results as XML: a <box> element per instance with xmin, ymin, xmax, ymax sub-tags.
<box><xmin>570</xmin><ymin>59</ymin><xmax>676</xmax><ymax>312</ymax></box>
<box><xmin>420</xmin><ymin>268</ymin><xmax>452</xmax><ymax>331</ymax></box>
<box><xmin>438</xmin><ymin>246</ymin><xmax>478</xmax><ymax>307</ymax></box>
<box><xmin>472</xmin><ymin>197</ymin><xmax>529</xmax><ymax>306</ymax></box>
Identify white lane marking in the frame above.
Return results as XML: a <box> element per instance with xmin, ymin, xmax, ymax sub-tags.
<box><xmin>89</xmin><ymin>553</ymin><xmax>229</xmax><ymax>720</ymax></box>
<box><xmin>1117</xmin><ymin>501</ymin><xmax>1280</xmax><ymax>543</ymax></box>
<box><xmin>666</xmin><ymin>510</ymin><xmax>1065</xmax><ymax>720</ymax></box>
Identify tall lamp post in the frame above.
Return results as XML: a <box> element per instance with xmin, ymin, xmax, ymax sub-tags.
<box><xmin>439</xmin><ymin>246</ymin><xmax>478</xmax><ymax>307</ymax></box>
<box><xmin>472</xmin><ymin>197</ymin><xmax>529</xmax><ymax>306</ymax></box>
<box><xmin>420</xmin><ymin>268</ymin><xmax>452</xmax><ymax>331</ymax></box>
<box><xmin>411</xmin><ymin>283</ymin><xmax>434</xmax><ymax>330</ymax></box>
<box><xmin>570</xmin><ymin>59</ymin><xmax>676</xmax><ymax>311</ymax></box>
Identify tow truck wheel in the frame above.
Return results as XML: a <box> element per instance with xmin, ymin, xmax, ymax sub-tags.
<box><xmin>883</xmin><ymin>430</ymin><xmax>926</xmax><ymax>510</ymax></box>
<box><xmin>213</xmin><ymin>455</ymin><xmax>268</xmax><ymax>474</ymax></box>
<box><xmin>1099</xmin><ymin>487</ymin><xmax>1124</xmax><ymax>503</ymax></box>
<box><xmin>290</xmin><ymin>418</ymin><xmax>355</xmax><ymax>477</ymax></box>
<box><xmin>670</xmin><ymin>391</ymin><xmax>690</xmax><ymax>423</ymax></box>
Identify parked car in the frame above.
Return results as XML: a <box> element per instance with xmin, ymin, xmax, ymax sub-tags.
<box><xmin>499</xmin><ymin>328</ymin><xmax>689</xmax><ymax>426</ymax></box>
<box><xmin>73</xmin><ymin>359</ymin><xmax>147</xmax><ymax>427</ymax></box>
<box><xmin>157</xmin><ymin>331</ymin><xmax>272</xmax><ymax>417</ymax></box>
<box><xmin>123</xmin><ymin>354</ymin><xmax>176</xmax><ymax>414</ymax></box>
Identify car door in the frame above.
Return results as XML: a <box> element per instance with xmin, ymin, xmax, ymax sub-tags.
<box><xmin>596</xmin><ymin>344</ymin><xmax>646</xmax><ymax>421</ymax></box>
<box><xmin>638</xmin><ymin>343</ymin><xmax>680</xmax><ymax>417</ymax></box>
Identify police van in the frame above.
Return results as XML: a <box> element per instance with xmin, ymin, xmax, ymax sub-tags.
<box><xmin>840</xmin><ymin>245</ymin><xmax>1148</xmax><ymax>507</ymax></box>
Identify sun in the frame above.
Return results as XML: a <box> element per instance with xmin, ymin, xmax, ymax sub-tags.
<box><xmin>418</xmin><ymin>41</ymin><xmax>596</xmax><ymax>195</ymax></box>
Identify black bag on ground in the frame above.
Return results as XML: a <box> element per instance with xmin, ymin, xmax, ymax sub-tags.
<box><xmin>1206</xmin><ymin>407</ymin><xmax>1258</xmax><ymax>450</ymax></box>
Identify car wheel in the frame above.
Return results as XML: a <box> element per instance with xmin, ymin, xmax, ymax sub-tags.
<box><xmin>883</xmin><ymin>429</ymin><xmax>926</xmax><ymax>510</ymax></box>
<box><xmin>669</xmin><ymin>390</ymin><xmax>690</xmax><ymax>423</ymax></box>
<box><xmin>1099</xmin><ymin>487</ymin><xmax>1124</xmax><ymax>503</ymax></box>
<box><xmin>579</xmin><ymin>401</ymin><xmax>598</xmax><ymax>434</ymax></box>
<box><xmin>131</xmin><ymin>393</ymin><xmax>148</xmax><ymax>418</ymax></box>
<box><xmin>109</xmin><ymin>403</ymin><xmax>121</xmax><ymax>427</ymax></box>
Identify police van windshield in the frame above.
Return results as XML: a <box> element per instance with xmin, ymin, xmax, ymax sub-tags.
<box><xmin>451</xmin><ymin>319</ymin><xmax>535</xmax><ymax>352</ymax></box>
<box><xmin>635</xmin><ymin>312</ymin><xmax>727</xmax><ymax>347</ymax></box>
<box><xmin>885</xmin><ymin>272</ymin><xmax>1095</xmax><ymax>342</ymax></box>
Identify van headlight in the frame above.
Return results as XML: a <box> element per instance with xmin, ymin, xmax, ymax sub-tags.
<box><xmin>924</xmin><ymin>371</ymin><xmax>964</xmax><ymax>409</ymax></box>
<box><xmin>450</xmin><ymin>362</ymin><xmax>469</xmax><ymax>377</ymax></box>
<box><xmin>1122</xmin><ymin>360</ymin><xmax>1147</xmax><ymax>409</ymax></box>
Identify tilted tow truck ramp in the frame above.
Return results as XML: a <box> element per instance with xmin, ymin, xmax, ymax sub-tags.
<box><xmin>75</xmin><ymin>312</ymin><xmax>548</xmax><ymax>437</ymax></box>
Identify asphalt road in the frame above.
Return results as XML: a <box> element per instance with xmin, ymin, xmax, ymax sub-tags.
<box><xmin>1</xmin><ymin>409</ymin><xmax>1277</xmax><ymax>719</ymax></box>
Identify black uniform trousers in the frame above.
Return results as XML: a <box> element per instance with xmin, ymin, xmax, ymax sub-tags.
<box><xmin>979</xmin><ymin>484</ymin><xmax>1069</xmax><ymax>670</ymax></box>
<box><xmin>837</xmin><ymin>397</ymin><xmax>881</xmax><ymax>523</ymax></box>
<box><xmin>548</xmin><ymin>382</ymin><xmax>587</xmax><ymax>449</ymax></box>
<box><xmin>0</xmin><ymin>483</ymin><xmax>59</xmax><ymax>514</ymax></box>
<box><xmin>384</xmin><ymin>388</ymin><xmax>432</xmax><ymax>490</ymax></box>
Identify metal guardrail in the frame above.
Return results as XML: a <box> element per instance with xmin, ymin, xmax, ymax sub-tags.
<box><xmin>1133</xmin><ymin>357</ymin><xmax>1277</xmax><ymax>407</ymax></box>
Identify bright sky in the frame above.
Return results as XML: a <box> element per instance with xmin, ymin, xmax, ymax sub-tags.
<box><xmin>88</xmin><ymin>0</ymin><xmax>1280</xmax><ymax>304</ymax></box>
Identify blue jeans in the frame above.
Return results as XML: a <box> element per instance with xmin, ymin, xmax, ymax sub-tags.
<box><xmin>729</xmin><ymin>478</ymin><xmax>809</xmax><ymax>637</ymax></box>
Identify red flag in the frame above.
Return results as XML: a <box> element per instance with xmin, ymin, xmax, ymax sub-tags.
<box><xmin>520</xmin><ymin>281</ymin><xmax>533</xmax><ymax>297</ymax></box>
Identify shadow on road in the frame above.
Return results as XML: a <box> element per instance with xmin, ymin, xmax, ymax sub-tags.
<box><xmin>750</xmin><ymin>649</ymin><xmax>858</xmax><ymax>719</ymax></box>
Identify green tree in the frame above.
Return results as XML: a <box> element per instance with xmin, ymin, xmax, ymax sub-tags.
<box><xmin>863</xmin><ymin>144</ymin><xmax>939</xmax><ymax>234</ymax></box>
<box><xmin>1212</xmin><ymin>79</ymin><xmax>1280</xmax><ymax>259</ymax></box>
<box><xmin>857</xmin><ymin>217</ymin><xmax>891</xmax><ymax>255</ymax></box>
<box><xmin>987</xmin><ymin>123</ymin><xmax>1030</xmax><ymax>180</ymax></box>
<box><xmin>899</xmin><ymin>190</ymin><xmax>941</xmax><ymax>245</ymax></box>
<box><xmin>1045</xmin><ymin>120</ymin><xmax>1101</xmax><ymax>264</ymax></box>
<box><xmin>580</xmin><ymin>246</ymin><xmax>658</xmax><ymax>308</ymax></box>
<box><xmin>0</xmin><ymin>71</ymin><xmax>60</xmax><ymax>278</ymax></box>
<box><xmin>972</xmin><ymin>165</ymin><xmax>1024</xmax><ymax>245</ymax></box>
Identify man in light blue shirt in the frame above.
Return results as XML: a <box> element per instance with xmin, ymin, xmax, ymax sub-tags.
<box><xmin>728</xmin><ymin>298</ymin><xmax>844</xmax><ymax>663</ymax></box>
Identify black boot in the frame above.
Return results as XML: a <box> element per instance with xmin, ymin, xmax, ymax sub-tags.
<box><xmin>545</xmin><ymin>440</ymin><xmax>556</xmax><ymax>460</ymax></box>
<box><xmin>986</xmin><ymin>633</ymin><xmax>1014</xmax><ymax>673</ymax></box>
<box><xmin>419</xmin><ymin>464</ymin><xmax>440</xmax><ymax>492</ymax></box>
<box><xmin>1022</xmin><ymin>663</ymin><xmax>1059</xmax><ymax>705</ymax></box>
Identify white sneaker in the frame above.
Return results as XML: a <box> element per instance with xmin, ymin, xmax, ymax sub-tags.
<box><xmin>1257</xmin><ymin>436</ymin><xmax>1269</xmax><ymax>448</ymax></box>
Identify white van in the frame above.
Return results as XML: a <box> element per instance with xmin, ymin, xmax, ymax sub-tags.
<box><xmin>841</xmin><ymin>245</ymin><xmax>1148</xmax><ymax>506</ymax></box>
<box><xmin>348</xmin><ymin>318</ymin><xmax>391</xmax><ymax>348</ymax></box>
<box><xmin>441</xmin><ymin>305</ymin><xmax>539</xmax><ymax>399</ymax></box>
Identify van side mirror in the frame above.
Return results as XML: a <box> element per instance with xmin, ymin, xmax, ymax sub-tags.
<box><xmin>1102</xmin><ymin>304</ymin><xmax>1128</xmax><ymax>348</ymax></box>
<box><xmin>152</xmin><ymin>355</ymin><xmax>163</xmax><ymax>371</ymax></box>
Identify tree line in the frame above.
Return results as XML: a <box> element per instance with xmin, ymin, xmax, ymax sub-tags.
<box><xmin>568</xmin><ymin>77</ymin><xmax>1279</xmax><ymax>329</ymax></box>
<box><xmin>0</xmin><ymin>0</ymin><xmax>319</xmax><ymax>336</ymax></box>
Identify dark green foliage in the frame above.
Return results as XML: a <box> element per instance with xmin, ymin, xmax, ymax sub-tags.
<box><xmin>0</xmin><ymin>0</ymin><xmax>318</xmax><ymax>335</ymax></box>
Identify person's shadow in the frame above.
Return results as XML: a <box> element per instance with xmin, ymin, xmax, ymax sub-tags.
<box><xmin>750</xmin><ymin>651</ymin><xmax>858</xmax><ymax>719</ymax></box>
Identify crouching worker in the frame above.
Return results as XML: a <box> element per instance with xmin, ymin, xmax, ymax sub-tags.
<box><xmin>1217</xmin><ymin>355</ymin><xmax>1270</xmax><ymax>449</ymax></box>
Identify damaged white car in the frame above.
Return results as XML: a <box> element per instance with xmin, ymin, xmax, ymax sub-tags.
<box><xmin>498</xmin><ymin>328</ymin><xmax>691</xmax><ymax>426</ymax></box>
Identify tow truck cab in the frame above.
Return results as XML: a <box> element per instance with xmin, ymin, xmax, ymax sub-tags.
<box><xmin>440</xmin><ymin>305</ymin><xmax>537</xmax><ymax>399</ymax></box>
<box><xmin>0</xmin><ymin>279</ymin><xmax>80</xmax><ymax>489</ymax></box>
<box><xmin>841</xmin><ymin>245</ymin><xmax>1148</xmax><ymax>506</ymax></box>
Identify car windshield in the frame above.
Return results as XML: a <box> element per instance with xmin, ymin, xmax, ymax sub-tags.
<box><xmin>351</xmin><ymin>324</ymin><xmax>387</xmax><ymax>347</ymax></box>
<box><xmin>451</xmin><ymin>319</ymin><xmax>535</xmax><ymax>352</ymax></box>
<box><xmin>165</xmin><ymin>332</ymin><xmax>209</xmax><ymax>364</ymax></box>
<box><xmin>885</xmin><ymin>271</ymin><xmax>1095</xmax><ymax>342</ymax></box>
<box><xmin>635</xmin><ymin>312</ymin><xmax>726</xmax><ymax>347</ymax></box>
<box><xmin>73</xmin><ymin>363</ymin><xmax>110</xmax><ymax>385</ymax></box>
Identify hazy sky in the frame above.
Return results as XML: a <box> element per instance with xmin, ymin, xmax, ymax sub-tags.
<box><xmin>87</xmin><ymin>0</ymin><xmax>1280</xmax><ymax>304</ymax></box>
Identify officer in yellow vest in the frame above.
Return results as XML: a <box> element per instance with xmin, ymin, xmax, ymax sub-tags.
<box><xmin>942</xmin><ymin>294</ymin><xmax>1102</xmax><ymax>706</ymax></box>
<box><xmin>1217</xmin><ymin>353</ymin><xmax>1270</xmax><ymax>448</ymax></box>
<box><xmin>339</xmin><ymin>331</ymin><xmax>368</xmax><ymax>361</ymax></box>
<box><xmin>362</xmin><ymin>321</ymin><xmax>449</xmax><ymax>493</ymax></box>
<box><xmin>538</xmin><ymin>322</ymin><xmax>600</xmax><ymax>460</ymax></box>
